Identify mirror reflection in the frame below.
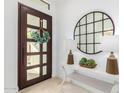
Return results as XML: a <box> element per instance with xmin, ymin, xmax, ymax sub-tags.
<box><xmin>27</xmin><ymin>67</ymin><xmax>40</xmax><ymax>81</ymax></box>
<box><xmin>74</xmin><ymin>11</ymin><xmax>114</xmax><ymax>54</ymax></box>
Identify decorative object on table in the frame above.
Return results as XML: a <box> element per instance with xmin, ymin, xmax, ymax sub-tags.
<box><xmin>106</xmin><ymin>52</ymin><xmax>119</xmax><ymax>74</ymax></box>
<box><xmin>101</xmin><ymin>35</ymin><xmax>119</xmax><ymax>75</ymax></box>
<box><xmin>67</xmin><ymin>50</ymin><xmax>74</xmax><ymax>64</ymax></box>
<box><xmin>79</xmin><ymin>57</ymin><xmax>97</xmax><ymax>68</ymax></box>
<box><xmin>29</xmin><ymin>29</ymin><xmax>50</xmax><ymax>44</ymax></box>
<box><xmin>65</xmin><ymin>39</ymin><xmax>77</xmax><ymax>65</ymax></box>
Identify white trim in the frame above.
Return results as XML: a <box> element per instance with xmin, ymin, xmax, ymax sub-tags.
<box><xmin>5</xmin><ymin>87</ymin><xmax>18</xmax><ymax>93</ymax></box>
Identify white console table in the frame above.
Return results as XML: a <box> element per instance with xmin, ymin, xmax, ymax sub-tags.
<box><xmin>62</xmin><ymin>64</ymin><xmax>119</xmax><ymax>93</ymax></box>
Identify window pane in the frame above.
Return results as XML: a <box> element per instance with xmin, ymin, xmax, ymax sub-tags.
<box><xmin>104</xmin><ymin>19</ymin><xmax>113</xmax><ymax>30</ymax></box>
<box><xmin>81</xmin><ymin>35</ymin><xmax>86</xmax><ymax>43</ymax></box>
<box><xmin>104</xmin><ymin>14</ymin><xmax>109</xmax><ymax>19</ymax></box>
<box><xmin>95</xmin><ymin>44</ymin><xmax>101</xmax><ymax>53</ymax></box>
<box><xmin>43</xmin><ymin>54</ymin><xmax>47</xmax><ymax>64</ymax></box>
<box><xmin>87</xmin><ymin>34</ymin><xmax>93</xmax><ymax>43</ymax></box>
<box><xmin>77</xmin><ymin>23</ymin><xmax>79</xmax><ymax>26</ymax></box>
<box><xmin>87</xmin><ymin>13</ymin><xmax>93</xmax><ymax>23</ymax></box>
<box><xmin>104</xmin><ymin>31</ymin><xmax>113</xmax><ymax>36</ymax></box>
<box><xmin>75</xmin><ymin>27</ymin><xmax>79</xmax><ymax>35</ymax></box>
<box><xmin>80</xmin><ymin>26</ymin><xmax>86</xmax><ymax>34</ymax></box>
<box><xmin>87</xmin><ymin>45</ymin><xmax>93</xmax><ymax>53</ymax></box>
<box><xmin>75</xmin><ymin>36</ymin><xmax>79</xmax><ymax>44</ymax></box>
<box><xmin>31</xmin><ymin>0</ymin><xmax>48</xmax><ymax>9</ymax></box>
<box><xmin>77</xmin><ymin>43</ymin><xmax>80</xmax><ymax>49</ymax></box>
<box><xmin>81</xmin><ymin>45</ymin><xmax>86</xmax><ymax>52</ymax></box>
<box><xmin>27</xmin><ymin>55</ymin><xmax>40</xmax><ymax>66</ymax></box>
<box><xmin>27</xmin><ymin>42</ymin><xmax>40</xmax><ymax>52</ymax></box>
<box><xmin>27</xmin><ymin>67</ymin><xmax>40</xmax><ymax>81</ymax></box>
<box><xmin>80</xmin><ymin>17</ymin><xmax>86</xmax><ymax>25</ymax></box>
<box><xmin>95</xmin><ymin>21</ymin><xmax>102</xmax><ymax>32</ymax></box>
<box><xmin>27</xmin><ymin>14</ymin><xmax>40</xmax><ymax>27</ymax></box>
<box><xmin>95</xmin><ymin>33</ymin><xmax>102</xmax><ymax>43</ymax></box>
<box><xmin>87</xmin><ymin>24</ymin><xmax>93</xmax><ymax>33</ymax></box>
<box><xmin>95</xmin><ymin>13</ymin><xmax>102</xmax><ymax>21</ymax></box>
<box><xmin>27</xmin><ymin>28</ymin><xmax>40</xmax><ymax>39</ymax></box>
<box><xmin>42</xmin><ymin>66</ymin><xmax>47</xmax><ymax>75</ymax></box>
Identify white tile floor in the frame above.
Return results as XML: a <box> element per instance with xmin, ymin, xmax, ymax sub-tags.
<box><xmin>17</xmin><ymin>77</ymin><xmax>92</xmax><ymax>93</ymax></box>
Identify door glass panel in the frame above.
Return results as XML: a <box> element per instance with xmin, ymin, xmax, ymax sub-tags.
<box><xmin>42</xmin><ymin>19</ymin><xmax>47</xmax><ymax>29</ymax></box>
<box><xmin>27</xmin><ymin>55</ymin><xmax>40</xmax><ymax>66</ymax></box>
<box><xmin>31</xmin><ymin>0</ymin><xmax>48</xmax><ymax>9</ymax></box>
<box><xmin>27</xmin><ymin>28</ymin><xmax>40</xmax><ymax>39</ymax></box>
<box><xmin>27</xmin><ymin>14</ymin><xmax>40</xmax><ymax>27</ymax></box>
<box><xmin>27</xmin><ymin>42</ymin><xmax>40</xmax><ymax>52</ymax></box>
<box><xmin>27</xmin><ymin>67</ymin><xmax>40</xmax><ymax>81</ymax></box>
<box><xmin>42</xmin><ymin>66</ymin><xmax>47</xmax><ymax>75</ymax></box>
<box><xmin>43</xmin><ymin>43</ymin><xmax>47</xmax><ymax>52</ymax></box>
<box><xmin>42</xmin><ymin>54</ymin><xmax>47</xmax><ymax>64</ymax></box>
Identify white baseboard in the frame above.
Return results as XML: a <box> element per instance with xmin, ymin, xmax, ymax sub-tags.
<box><xmin>4</xmin><ymin>88</ymin><xmax>18</xmax><ymax>93</ymax></box>
<box><xmin>52</xmin><ymin>73</ymin><xmax>56</xmax><ymax>77</ymax></box>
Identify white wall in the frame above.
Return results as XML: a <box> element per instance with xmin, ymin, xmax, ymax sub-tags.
<box><xmin>56</xmin><ymin>0</ymin><xmax>119</xmax><ymax>78</ymax></box>
<box><xmin>4</xmin><ymin>0</ymin><xmax>119</xmax><ymax>92</ymax></box>
<box><xmin>4</xmin><ymin>0</ymin><xmax>57</xmax><ymax>93</ymax></box>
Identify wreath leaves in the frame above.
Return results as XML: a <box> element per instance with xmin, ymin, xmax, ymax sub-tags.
<box><xmin>30</xmin><ymin>31</ymin><xmax>50</xmax><ymax>44</ymax></box>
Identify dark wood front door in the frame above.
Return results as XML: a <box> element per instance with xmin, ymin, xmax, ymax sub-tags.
<box><xmin>18</xmin><ymin>3</ymin><xmax>52</xmax><ymax>90</ymax></box>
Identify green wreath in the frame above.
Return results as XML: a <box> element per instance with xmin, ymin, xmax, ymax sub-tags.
<box><xmin>30</xmin><ymin>31</ymin><xmax>50</xmax><ymax>44</ymax></box>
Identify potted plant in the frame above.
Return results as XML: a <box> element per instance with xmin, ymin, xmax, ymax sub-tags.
<box><xmin>79</xmin><ymin>57</ymin><xmax>97</xmax><ymax>68</ymax></box>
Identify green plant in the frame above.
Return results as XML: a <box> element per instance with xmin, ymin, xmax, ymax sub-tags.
<box><xmin>89</xmin><ymin>59</ymin><xmax>96</xmax><ymax>65</ymax></box>
<box><xmin>30</xmin><ymin>31</ymin><xmax>50</xmax><ymax>44</ymax></box>
<box><xmin>79</xmin><ymin>57</ymin><xmax>87</xmax><ymax>65</ymax></box>
<box><xmin>86</xmin><ymin>59</ymin><xmax>96</xmax><ymax>66</ymax></box>
<box><xmin>79</xmin><ymin>57</ymin><xmax>97</xmax><ymax>67</ymax></box>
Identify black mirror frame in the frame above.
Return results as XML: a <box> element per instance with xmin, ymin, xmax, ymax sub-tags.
<box><xmin>73</xmin><ymin>11</ymin><xmax>115</xmax><ymax>55</ymax></box>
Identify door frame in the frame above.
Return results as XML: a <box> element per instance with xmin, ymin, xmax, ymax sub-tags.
<box><xmin>18</xmin><ymin>3</ymin><xmax>52</xmax><ymax>90</ymax></box>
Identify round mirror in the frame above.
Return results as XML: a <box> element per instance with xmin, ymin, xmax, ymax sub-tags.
<box><xmin>74</xmin><ymin>11</ymin><xmax>115</xmax><ymax>54</ymax></box>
